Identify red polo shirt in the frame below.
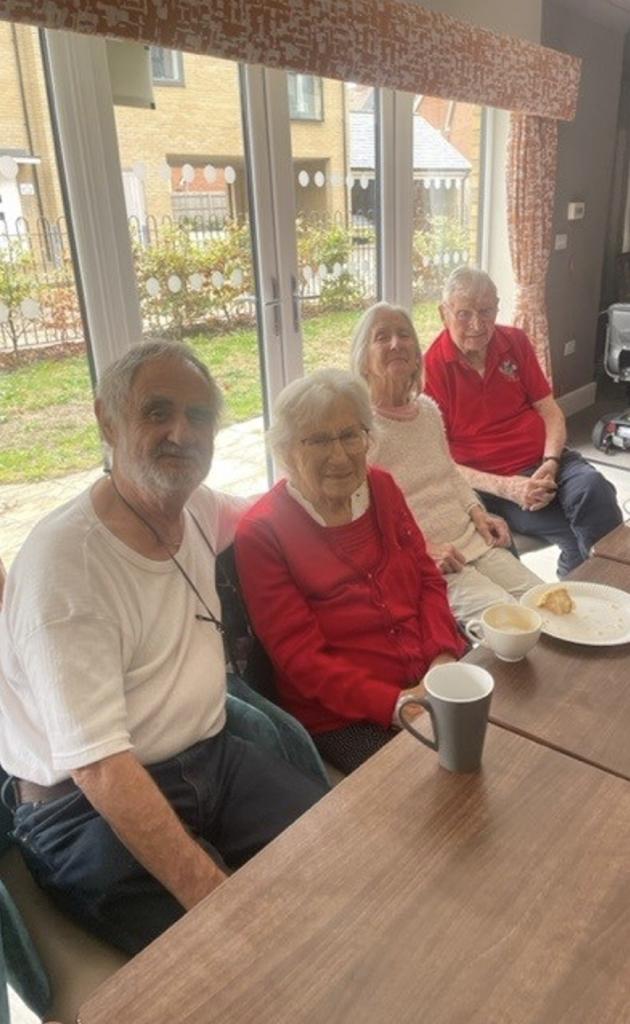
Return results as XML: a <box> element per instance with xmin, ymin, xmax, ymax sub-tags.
<box><xmin>424</xmin><ymin>325</ymin><xmax>551</xmax><ymax>476</ymax></box>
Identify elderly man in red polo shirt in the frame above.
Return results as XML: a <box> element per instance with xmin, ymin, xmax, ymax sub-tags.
<box><xmin>424</xmin><ymin>267</ymin><xmax>622</xmax><ymax>576</ymax></box>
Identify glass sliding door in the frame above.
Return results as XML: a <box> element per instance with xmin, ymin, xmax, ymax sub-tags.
<box><xmin>1</xmin><ymin>24</ymin><xmax>492</xmax><ymax>529</ymax></box>
<box><xmin>0</xmin><ymin>23</ymin><xmax>96</xmax><ymax>566</ymax></box>
<box><xmin>411</xmin><ymin>96</ymin><xmax>485</xmax><ymax>347</ymax></box>
<box><xmin>113</xmin><ymin>49</ymin><xmax>274</xmax><ymax>495</ymax></box>
<box><xmin>288</xmin><ymin>77</ymin><xmax>381</xmax><ymax>374</ymax></box>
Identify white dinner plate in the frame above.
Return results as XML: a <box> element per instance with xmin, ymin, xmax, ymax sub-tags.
<box><xmin>520</xmin><ymin>582</ymin><xmax>630</xmax><ymax>646</ymax></box>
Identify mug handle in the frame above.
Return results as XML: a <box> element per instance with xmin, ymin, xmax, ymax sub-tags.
<box><xmin>464</xmin><ymin>619</ymin><xmax>486</xmax><ymax>646</ymax></box>
<box><xmin>397</xmin><ymin>696</ymin><xmax>438</xmax><ymax>752</ymax></box>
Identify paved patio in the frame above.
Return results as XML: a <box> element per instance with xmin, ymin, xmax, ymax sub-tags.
<box><xmin>0</xmin><ymin>417</ymin><xmax>268</xmax><ymax>568</ymax></box>
<box><xmin>3</xmin><ymin>406</ymin><xmax>630</xmax><ymax>583</ymax></box>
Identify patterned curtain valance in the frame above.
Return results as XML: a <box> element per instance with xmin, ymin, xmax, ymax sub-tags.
<box><xmin>0</xmin><ymin>0</ymin><xmax>580</xmax><ymax>121</ymax></box>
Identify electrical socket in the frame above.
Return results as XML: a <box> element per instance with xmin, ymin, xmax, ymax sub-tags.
<box><xmin>564</xmin><ymin>339</ymin><xmax>576</xmax><ymax>356</ymax></box>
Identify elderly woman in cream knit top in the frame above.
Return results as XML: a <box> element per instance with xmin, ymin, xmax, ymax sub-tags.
<box><xmin>350</xmin><ymin>302</ymin><xmax>540</xmax><ymax>622</ymax></box>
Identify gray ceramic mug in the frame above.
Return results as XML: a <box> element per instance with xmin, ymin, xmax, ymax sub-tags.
<box><xmin>398</xmin><ymin>663</ymin><xmax>494</xmax><ymax>773</ymax></box>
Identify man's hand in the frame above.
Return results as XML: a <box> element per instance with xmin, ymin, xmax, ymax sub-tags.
<box><xmin>530</xmin><ymin>459</ymin><xmax>560</xmax><ymax>484</ymax></box>
<box><xmin>505</xmin><ymin>474</ymin><xmax>557</xmax><ymax>512</ymax></box>
<box><xmin>469</xmin><ymin>506</ymin><xmax>511</xmax><ymax>548</ymax></box>
<box><xmin>427</xmin><ymin>542</ymin><xmax>466</xmax><ymax>574</ymax></box>
<box><xmin>72</xmin><ymin>751</ymin><xmax>227</xmax><ymax>911</ymax></box>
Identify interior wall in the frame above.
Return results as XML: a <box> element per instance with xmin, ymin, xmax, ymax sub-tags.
<box><xmin>542</xmin><ymin>1</ymin><xmax>625</xmax><ymax>396</ymax></box>
<box><xmin>410</xmin><ymin>0</ymin><xmax>542</xmax><ymax>43</ymax></box>
<box><xmin>601</xmin><ymin>32</ymin><xmax>630</xmax><ymax>310</ymax></box>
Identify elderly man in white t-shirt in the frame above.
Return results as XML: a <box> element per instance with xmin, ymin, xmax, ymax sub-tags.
<box><xmin>0</xmin><ymin>341</ymin><xmax>327</xmax><ymax>954</ymax></box>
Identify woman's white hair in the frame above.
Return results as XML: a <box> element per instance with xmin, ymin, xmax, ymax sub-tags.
<box><xmin>96</xmin><ymin>338</ymin><xmax>223</xmax><ymax>435</ymax></box>
<box><xmin>349</xmin><ymin>301</ymin><xmax>420</xmax><ymax>380</ymax></box>
<box><xmin>267</xmin><ymin>368</ymin><xmax>373</xmax><ymax>468</ymax></box>
<box><xmin>442</xmin><ymin>266</ymin><xmax>497</xmax><ymax>304</ymax></box>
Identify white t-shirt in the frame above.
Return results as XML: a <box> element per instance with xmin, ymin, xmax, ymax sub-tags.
<box><xmin>0</xmin><ymin>483</ymin><xmax>248</xmax><ymax>785</ymax></box>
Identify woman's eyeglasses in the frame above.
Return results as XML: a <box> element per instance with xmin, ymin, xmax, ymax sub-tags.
<box><xmin>300</xmin><ymin>427</ymin><xmax>368</xmax><ymax>455</ymax></box>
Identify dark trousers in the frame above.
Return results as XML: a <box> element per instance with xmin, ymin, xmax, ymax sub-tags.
<box><xmin>480</xmin><ymin>450</ymin><xmax>622</xmax><ymax>576</ymax></box>
<box><xmin>10</xmin><ymin>731</ymin><xmax>327</xmax><ymax>955</ymax></box>
<box><xmin>314</xmin><ymin>722</ymin><xmax>398</xmax><ymax>774</ymax></box>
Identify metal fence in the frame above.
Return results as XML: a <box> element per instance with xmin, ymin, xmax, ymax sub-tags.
<box><xmin>0</xmin><ymin>212</ymin><xmax>468</xmax><ymax>353</ymax></box>
<box><xmin>0</xmin><ymin>216</ymin><xmax>82</xmax><ymax>353</ymax></box>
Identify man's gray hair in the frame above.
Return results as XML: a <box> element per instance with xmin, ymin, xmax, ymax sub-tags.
<box><xmin>349</xmin><ymin>301</ymin><xmax>420</xmax><ymax>381</ymax></box>
<box><xmin>96</xmin><ymin>339</ymin><xmax>223</xmax><ymax>434</ymax></box>
<box><xmin>267</xmin><ymin>368</ymin><xmax>373</xmax><ymax>467</ymax></box>
<box><xmin>441</xmin><ymin>267</ymin><xmax>498</xmax><ymax>304</ymax></box>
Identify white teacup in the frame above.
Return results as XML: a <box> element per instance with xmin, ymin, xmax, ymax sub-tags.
<box><xmin>465</xmin><ymin>603</ymin><xmax>542</xmax><ymax>662</ymax></box>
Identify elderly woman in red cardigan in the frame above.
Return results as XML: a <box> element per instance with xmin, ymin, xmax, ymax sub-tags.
<box><xmin>235</xmin><ymin>368</ymin><xmax>466</xmax><ymax>774</ymax></box>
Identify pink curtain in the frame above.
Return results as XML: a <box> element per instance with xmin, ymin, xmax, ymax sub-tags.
<box><xmin>506</xmin><ymin>113</ymin><xmax>558</xmax><ymax>384</ymax></box>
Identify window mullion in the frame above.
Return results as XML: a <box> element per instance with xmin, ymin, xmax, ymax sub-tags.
<box><xmin>43</xmin><ymin>29</ymin><xmax>142</xmax><ymax>377</ymax></box>
<box><xmin>378</xmin><ymin>89</ymin><xmax>413</xmax><ymax>308</ymax></box>
<box><xmin>260</xmin><ymin>67</ymin><xmax>303</xmax><ymax>385</ymax></box>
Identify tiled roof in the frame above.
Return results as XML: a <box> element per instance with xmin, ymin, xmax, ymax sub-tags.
<box><xmin>350</xmin><ymin>111</ymin><xmax>471</xmax><ymax>173</ymax></box>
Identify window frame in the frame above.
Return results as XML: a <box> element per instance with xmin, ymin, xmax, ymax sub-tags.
<box><xmin>42</xmin><ymin>30</ymin><xmax>493</xmax><ymax>398</ymax></box>
<box><xmin>287</xmin><ymin>72</ymin><xmax>323</xmax><ymax>121</ymax></box>
<box><xmin>150</xmin><ymin>46</ymin><xmax>185</xmax><ymax>87</ymax></box>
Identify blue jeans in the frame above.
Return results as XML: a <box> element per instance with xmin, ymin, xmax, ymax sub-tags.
<box><xmin>225</xmin><ymin>673</ymin><xmax>329</xmax><ymax>788</ymax></box>
<box><xmin>9</xmin><ymin>699</ymin><xmax>328</xmax><ymax>955</ymax></box>
<box><xmin>480</xmin><ymin>450</ymin><xmax>622</xmax><ymax>576</ymax></box>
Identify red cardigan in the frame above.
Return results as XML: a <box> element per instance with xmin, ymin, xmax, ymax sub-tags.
<box><xmin>235</xmin><ymin>468</ymin><xmax>466</xmax><ymax>733</ymax></box>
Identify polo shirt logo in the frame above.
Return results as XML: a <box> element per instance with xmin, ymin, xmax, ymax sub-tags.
<box><xmin>499</xmin><ymin>359</ymin><xmax>519</xmax><ymax>380</ymax></box>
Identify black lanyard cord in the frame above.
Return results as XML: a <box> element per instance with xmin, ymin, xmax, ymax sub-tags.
<box><xmin>107</xmin><ymin>474</ymin><xmax>225</xmax><ymax>635</ymax></box>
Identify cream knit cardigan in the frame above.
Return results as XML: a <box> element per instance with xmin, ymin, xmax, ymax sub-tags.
<box><xmin>369</xmin><ymin>395</ymin><xmax>490</xmax><ymax>563</ymax></box>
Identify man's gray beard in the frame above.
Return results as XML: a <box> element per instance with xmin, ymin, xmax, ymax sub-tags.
<box><xmin>118</xmin><ymin>444</ymin><xmax>211</xmax><ymax>500</ymax></box>
<box><xmin>137</xmin><ymin>457</ymin><xmax>209</xmax><ymax>498</ymax></box>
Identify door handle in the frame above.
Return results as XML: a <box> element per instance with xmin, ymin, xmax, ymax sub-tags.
<box><xmin>290</xmin><ymin>274</ymin><xmax>300</xmax><ymax>333</ymax></box>
<box><xmin>263</xmin><ymin>275</ymin><xmax>281</xmax><ymax>336</ymax></box>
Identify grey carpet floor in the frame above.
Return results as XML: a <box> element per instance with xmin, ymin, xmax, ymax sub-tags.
<box><xmin>567</xmin><ymin>378</ymin><xmax>630</xmax><ymax>471</ymax></box>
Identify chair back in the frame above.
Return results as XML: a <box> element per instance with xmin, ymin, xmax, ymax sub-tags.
<box><xmin>216</xmin><ymin>545</ymin><xmax>278</xmax><ymax>703</ymax></box>
<box><xmin>0</xmin><ymin>769</ymin><xmax>13</xmax><ymax>857</ymax></box>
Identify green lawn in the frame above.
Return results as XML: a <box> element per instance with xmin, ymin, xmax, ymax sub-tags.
<box><xmin>0</xmin><ymin>302</ymin><xmax>442</xmax><ymax>484</ymax></box>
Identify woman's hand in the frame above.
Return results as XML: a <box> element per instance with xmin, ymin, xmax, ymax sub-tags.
<box><xmin>469</xmin><ymin>506</ymin><xmax>511</xmax><ymax>547</ymax></box>
<box><xmin>427</xmin><ymin>542</ymin><xmax>466</xmax><ymax>574</ymax></box>
<box><xmin>393</xmin><ymin>680</ymin><xmax>426</xmax><ymax>727</ymax></box>
<box><xmin>393</xmin><ymin>653</ymin><xmax>456</xmax><ymax>727</ymax></box>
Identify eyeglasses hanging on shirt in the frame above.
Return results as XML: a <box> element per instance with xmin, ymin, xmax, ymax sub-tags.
<box><xmin>106</xmin><ymin>473</ymin><xmax>250</xmax><ymax>667</ymax></box>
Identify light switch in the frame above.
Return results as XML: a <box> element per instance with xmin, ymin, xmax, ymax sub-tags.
<box><xmin>567</xmin><ymin>202</ymin><xmax>585</xmax><ymax>221</ymax></box>
<box><xmin>555</xmin><ymin>233</ymin><xmax>568</xmax><ymax>250</ymax></box>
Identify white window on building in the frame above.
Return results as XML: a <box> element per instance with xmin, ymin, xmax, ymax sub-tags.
<box><xmin>0</xmin><ymin>179</ymin><xmax>23</xmax><ymax>235</ymax></box>
<box><xmin>171</xmin><ymin>191</ymin><xmax>230</xmax><ymax>225</ymax></box>
<box><xmin>122</xmin><ymin>169</ymin><xmax>147</xmax><ymax>225</ymax></box>
<box><xmin>150</xmin><ymin>47</ymin><xmax>184</xmax><ymax>85</ymax></box>
<box><xmin>287</xmin><ymin>74</ymin><xmax>323</xmax><ymax>121</ymax></box>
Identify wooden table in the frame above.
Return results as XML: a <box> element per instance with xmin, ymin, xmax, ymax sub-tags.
<box><xmin>77</xmin><ymin>726</ymin><xmax>630</xmax><ymax>1024</ymax></box>
<box><xmin>592</xmin><ymin>522</ymin><xmax>630</xmax><ymax>565</ymax></box>
<box><xmin>467</xmin><ymin>555</ymin><xmax>630</xmax><ymax>779</ymax></box>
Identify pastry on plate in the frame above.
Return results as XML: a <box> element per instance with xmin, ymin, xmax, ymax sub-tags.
<box><xmin>536</xmin><ymin>586</ymin><xmax>575</xmax><ymax>615</ymax></box>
